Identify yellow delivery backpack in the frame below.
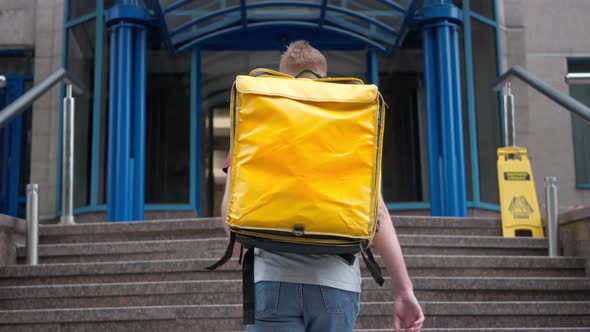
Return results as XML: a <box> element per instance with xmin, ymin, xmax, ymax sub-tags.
<box><xmin>206</xmin><ymin>68</ymin><xmax>386</xmax><ymax>323</ymax></box>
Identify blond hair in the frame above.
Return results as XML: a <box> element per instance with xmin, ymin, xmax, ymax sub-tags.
<box><xmin>279</xmin><ymin>40</ymin><xmax>327</xmax><ymax>77</ymax></box>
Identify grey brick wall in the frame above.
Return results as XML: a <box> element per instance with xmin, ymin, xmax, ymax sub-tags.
<box><xmin>0</xmin><ymin>0</ymin><xmax>36</xmax><ymax>48</ymax></box>
<box><xmin>499</xmin><ymin>0</ymin><xmax>590</xmax><ymax>207</ymax></box>
<box><xmin>30</xmin><ymin>0</ymin><xmax>64</xmax><ymax>220</ymax></box>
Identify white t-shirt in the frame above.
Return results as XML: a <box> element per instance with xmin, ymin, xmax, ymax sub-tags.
<box><xmin>253</xmin><ymin>248</ymin><xmax>362</xmax><ymax>293</ymax></box>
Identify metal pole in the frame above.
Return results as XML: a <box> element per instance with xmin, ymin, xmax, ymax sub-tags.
<box><xmin>545</xmin><ymin>177</ymin><xmax>559</xmax><ymax>257</ymax></box>
<box><xmin>26</xmin><ymin>184</ymin><xmax>39</xmax><ymax>265</ymax></box>
<box><xmin>59</xmin><ymin>85</ymin><xmax>75</xmax><ymax>225</ymax></box>
<box><xmin>503</xmin><ymin>82</ymin><xmax>516</xmax><ymax>147</ymax></box>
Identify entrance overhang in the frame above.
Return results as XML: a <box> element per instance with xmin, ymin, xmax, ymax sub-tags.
<box><xmin>150</xmin><ymin>0</ymin><xmax>420</xmax><ymax>55</ymax></box>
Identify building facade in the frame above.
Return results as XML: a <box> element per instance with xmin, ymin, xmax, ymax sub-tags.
<box><xmin>0</xmin><ymin>0</ymin><xmax>588</xmax><ymax>221</ymax></box>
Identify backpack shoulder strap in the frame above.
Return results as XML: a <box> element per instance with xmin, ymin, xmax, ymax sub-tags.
<box><xmin>315</xmin><ymin>77</ymin><xmax>365</xmax><ymax>85</ymax></box>
<box><xmin>205</xmin><ymin>232</ymin><xmax>236</xmax><ymax>271</ymax></box>
<box><xmin>242</xmin><ymin>247</ymin><xmax>256</xmax><ymax>324</ymax></box>
<box><xmin>249</xmin><ymin>68</ymin><xmax>293</xmax><ymax>78</ymax></box>
<box><xmin>360</xmin><ymin>244</ymin><xmax>385</xmax><ymax>286</ymax></box>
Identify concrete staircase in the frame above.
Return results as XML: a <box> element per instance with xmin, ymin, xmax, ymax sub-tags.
<box><xmin>1</xmin><ymin>216</ymin><xmax>590</xmax><ymax>331</ymax></box>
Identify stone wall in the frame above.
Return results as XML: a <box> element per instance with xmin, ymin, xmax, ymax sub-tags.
<box><xmin>30</xmin><ymin>0</ymin><xmax>64</xmax><ymax>220</ymax></box>
<box><xmin>499</xmin><ymin>0</ymin><xmax>590</xmax><ymax>207</ymax></box>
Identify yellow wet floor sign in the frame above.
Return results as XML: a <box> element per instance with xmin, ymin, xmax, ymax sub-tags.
<box><xmin>497</xmin><ymin>147</ymin><xmax>544</xmax><ymax>238</ymax></box>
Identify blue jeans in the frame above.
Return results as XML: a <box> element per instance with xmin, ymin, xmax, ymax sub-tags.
<box><xmin>247</xmin><ymin>281</ymin><xmax>361</xmax><ymax>332</ymax></box>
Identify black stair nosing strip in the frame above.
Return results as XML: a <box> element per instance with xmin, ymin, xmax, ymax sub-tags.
<box><xmin>37</xmin><ymin>216</ymin><xmax>502</xmax><ymax>234</ymax></box>
<box><xmin>365</xmin><ymin>276</ymin><xmax>590</xmax><ymax>289</ymax></box>
<box><xmin>0</xmin><ymin>255</ymin><xmax>585</xmax><ymax>277</ymax></box>
<box><xmin>391</xmin><ymin>216</ymin><xmax>502</xmax><ymax>224</ymax></box>
<box><xmin>21</xmin><ymin>236</ymin><xmax>547</xmax><ymax>256</ymax></box>
<box><xmin>398</xmin><ymin>234</ymin><xmax>544</xmax><ymax>239</ymax></box>
<box><xmin>14</xmin><ymin>245</ymin><xmax>548</xmax><ymax>260</ymax></box>
<box><xmin>1</xmin><ymin>302</ymin><xmax>590</xmax><ymax>324</ymax></box>
<box><xmin>41</xmin><ymin>218</ymin><xmax>220</xmax><ymax>228</ymax></box>
<box><xmin>363</xmin><ymin>301</ymin><xmax>590</xmax><ymax>315</ymax></box>
<box><xmin>2</xmin><ymin>276</ymin><xmax>590</xmax><ymax>299</ymax></box>
<box><xmin>0</xmin><ymin>279</ymin><xmax>243</xmax><ymax>299</ymax></box>
<box><xmin>0</xmin><ymin>304</ymin><xmax>243</xmax><ymax>324</ymax></box>
<box><xmin>152</xmin><ymin>330</ymin><xmax>590</xmax><ymax>332</ymax></box>
<box><xmin>0</xmin><ymin>259</ymin><xmax>228</xmax><ymax>277</ymax></box>
<box><xmin>38</xmin><ymin>235</ymin><xmax>547</xmax><ymax>247</ymax></box>
<box><xmin>392</xmin><ymin>215</ymin><xmax>501</xmax><ymax>221</ymax></box>
<box><xmin>39</xmin><ymin>218</ymin><xmax>222</xmax><ymax>235</ymax></box>
<box><xmin>16</xmin><ymin>237</ymin><xmax>227</xmax><ymax>255</ymax></box>
<box><xmin>357</xmin><ymin>329</ymin><xmax>590</xmax><ymax>331</ymax></box>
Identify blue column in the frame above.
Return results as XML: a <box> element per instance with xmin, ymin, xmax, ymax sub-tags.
<box><xmin>106</xmin><ymin>0</ymin><xmax>149</xmax><ymax>222</ymax></box>
<box><xmin>421</xmin><ymin>0</ymin><xmax>467</xmax><ymax>217</ymax></box>
<box><xmin>366</xmin><ymin>48</ymin><xmax>379</xmax><ymax>86</ymax></box>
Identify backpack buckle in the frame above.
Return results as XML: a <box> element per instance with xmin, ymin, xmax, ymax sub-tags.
<box><xmin>293</xmin><ymin>225</ymin><xmax>305</xmax><ymax>236</ymax></box>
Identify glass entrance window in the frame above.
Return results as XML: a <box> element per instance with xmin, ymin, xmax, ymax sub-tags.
<box><xmin>378</xmin><ymin>46</ymin><xmax>428</xmax><ymax>203</ymax></box>
<box><xmin>471</xmin><ymin>18</ymin><xmax>501</xmax><ymax>204</ymax></box>
<box><xmin>66</xmin><ymin>19</ymin><xmax>96</xmax><ymax>208</ymax></box>
<box><xmin>470</xmin><ymin>0</ymin><xmax>495</xmax><ymax>20</ymax></box>
<box><xmin>145</xmin><ymin>49</ymin><xmax>192</xmax><ymax>204</ymax></box>
<box><xmin>67</xmin><ymin>0</ymin><xmax>96</xmax><ymax>20</ymax></box>
<box><xmin>568</xmin><ymin>62</ymin><xmax>590</xmax><ymax>187</ymax></box>
<box><xmin>376</xmin><ymin>28</ymin><xmax>444</xmax><ymax>206</ymax></box>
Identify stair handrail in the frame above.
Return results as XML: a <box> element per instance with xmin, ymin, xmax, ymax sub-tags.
<box><xmin>0</xmin><ymin>67</ymin><xmax>83</xmax><ymax>229</ymax></box>
<box><xmin>492</xmin><ymin>65</ymin><xmax>590</xmax><ymax>123</ymax></box>
<box><xmin>0</xmin><ymin>67</ymin><xmax>84</xmax><ymax>128</ymax></box>
<box><xmin>492</xmin><ymin>66</ymin><xmax>586</xmax><ymax>254</ymax></box>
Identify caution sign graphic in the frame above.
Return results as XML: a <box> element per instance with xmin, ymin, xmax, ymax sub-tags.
<box><xmin>497</xmin><ymin>147</ymin><xmax>544</xmax><ymax>238</ymax></box>
<box><xmin>508</xmin><ymin>195</ymin><xmax>534</xmax><ymax>219</ymax></box>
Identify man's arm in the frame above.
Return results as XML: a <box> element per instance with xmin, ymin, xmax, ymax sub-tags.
<box><xmin>373</xmin><ymin>196</ymin><xmax>424</xmax><ymax>331</ymax></box>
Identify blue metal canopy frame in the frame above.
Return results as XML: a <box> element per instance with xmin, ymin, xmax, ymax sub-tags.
<box><xmin>95</xmin><ymin>0</ymin><xmax>482</xmax><ymax>221</ymax></box>
<box><xmin>150</xmin><ymin>0</ymin><xmax>420</xmax><ymax>56</ymax></box>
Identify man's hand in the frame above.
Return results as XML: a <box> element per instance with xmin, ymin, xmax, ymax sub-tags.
<box><xmin>393</xmin><ymin>290</ymin><xmax>424</xmax><ymax>332</ymax></box>
<box><xmin>372</xmin><ymin>195</ymin><xmax>424</xmax><ymax>331</ymax></box>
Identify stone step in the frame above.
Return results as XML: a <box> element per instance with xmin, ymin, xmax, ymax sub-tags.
<box><xmin>213</xmin><ymin>329</ymin><xmax>590</xmax><ymax>332</ymax></box>
<box><xmin>0</xmin><ymin>302</ymin><xmax>589</xmax><ymax>330</ymax></box>
<box><xmin>0</xmin><ymin>255</ymin><xmax>585</xmax><ymax>286</ymax></box>
<box><xmin>16</xmin><ymin>235</ymin><xmax>550</xmax><ymax>264</ymax></box>
<box><xmin>359</xmin><ymin>301</ymin><xmax>590</xmax><ymax>329</ymax></box>
<box><xmin>225</xmin><ymin>329</ymin><xmax>590</xmax><ymax>332</ymax></box>
<box><xmin>36</xmin><ymin>216</ymin><xmax>503</xmax><ymax>244</ymax></box>
<box><xmin>359</xmin><ymin>329</ymin><xmax>590</xmax><ymax>332</ymax></box>
<box><xmin>38</xmin><ymin>218</ymin><xmax>226</xmax><ymax>244</ymax></box>
<box><xmin>1</xmin><ymin>277</ymin><xmax>589</xmax><ymax>310</ymax></box>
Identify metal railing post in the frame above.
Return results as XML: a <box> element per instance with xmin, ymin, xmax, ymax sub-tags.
<box><xmin>545</xmin><ymin>177</ymin><xmax>559</xmax><ymax>257</ymax></box>
<box><xmin>60</xmin><ymin>84</ymin><xmax>76</xmax><ymax>225</ymax></box>
<box><xmin>26</xmin><ymin>184</ymin><xmax>39</xmax><ymax>265</ymax></box>
<box><xmin>503</xmin><ymin>82</ymin><xmax>516</xmax><ymax>147</ymax></box>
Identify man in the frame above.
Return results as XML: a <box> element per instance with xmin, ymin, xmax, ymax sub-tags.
<box><xmin>221</xmin><ymin>40</ymin><xmax>424</xmax><ymax>332</ymax></box>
